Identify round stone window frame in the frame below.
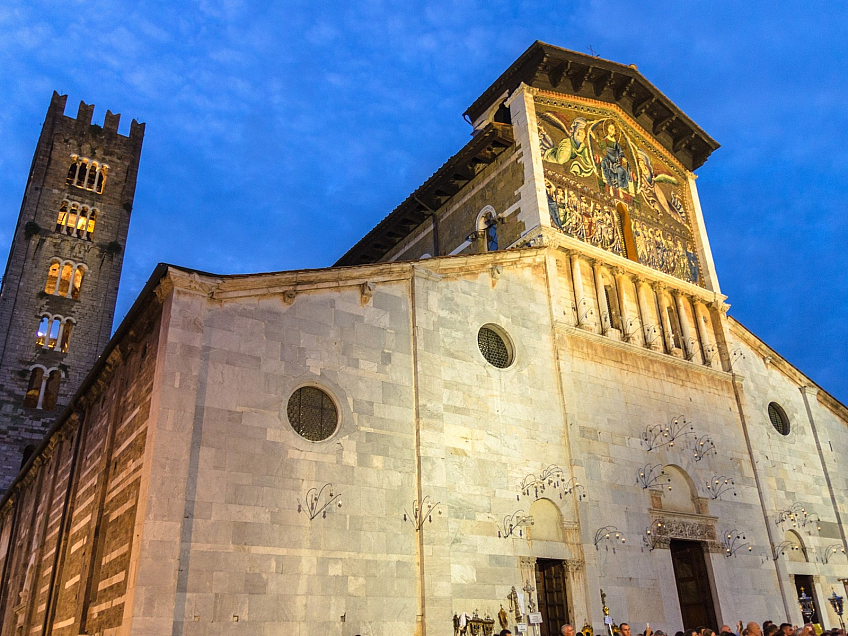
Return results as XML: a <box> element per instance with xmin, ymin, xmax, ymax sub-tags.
<box><xmin>767</xmin><ymin>402</ymin><xmax>791</xmax><ymax>436</ymax></box>
<box><xmin>477</xmin><ymin>323</ymin><xmax>515</xmax><ymax>369</ymax></box>
<box><xmin>286</xmin><ymin>385</ymin><xmax>340</xmax><ymax>442</ymax></box>
<box><xmin>278</xmin><ymin>374</ymin><xmax>353</xmax><ymax>448</ymax></box>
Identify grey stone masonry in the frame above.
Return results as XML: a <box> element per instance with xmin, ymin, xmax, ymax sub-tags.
<box><xmin>0</xmin><ymin>92</ymin><xmax>144</xmax><ymax>492</ymax></box>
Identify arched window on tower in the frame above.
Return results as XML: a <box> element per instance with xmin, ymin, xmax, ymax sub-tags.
<box><xmin>95</xmin><ymin>166</ymin><xmax>107</xmax><ymax>194</ymax></box>
<box><xmin>35</xmin><ymin>316</ymin><xmax>50</xmax><ymax>348</ymax></box>
<box><xmin>66</xmin><ymin>156</ymin><xmax>81</xmax><ymax>186</ymax></box>
<box><xmin>59</xmin><ymin>319</ymin><xmax>74</xmax><ymax>353</ymax></box>
<box><xmin>56</xmin><ymin>202</ymin><xmax>69</xmax><ymax>232</ymax></box>
<box><xmin>77</xmin><ymin>161</ymin><xmax>91</xmax><ymax>188</ymax></box>
<box><xmin>44</xmin><ymin>261</ymin><xmax>60</xmax><ymax>294</ymax></box>
<box><xmin>46</xmin><ymin>317</ymin><xmax>61</xmax><ymax>350</ymax></box>
<box><xmin>42</xmin><ymin>370</ymin><xmax>61</xmax><ymax>410</ymax></box>
<box><xmin>57</xmin><ymin>263</ymin><xmax>73</xmax><ymax>296</ymax></box>
<box><xmin>23</xmin><ymin>368</ymin><xmax>44</xmax><ymax>408</ymax></box>
<box><xmin>55</xmin><ymin>203</ymin><xmax>96</xmax><ymax>239</ymax></box>
<box><xmin>86</xmin><ymin>162</ymin><xmax>98</xmax><ymax>190</ymax></box>
<box><xmin>66</xmin><ymin>156</ymin><xmax>107</xmax><ymax>193</ymax></box>
<box><xmin>34</xmin><ymin>316</ymin><xmax>73</xmax><ymax>352</ymax></box>
<box><xmin>48</xmin><ymin>261</ymin><xmax>86</xmax><ymax>298</ymax></box>
<box><xmin>84</xmin><ymin>208</ymin><xmax>97</xmax><ymax>239</ymax></box>
<box><xmin>71</xmin><ymin>265</ymin><xmax>85</xmax><ymax>299</ymax></box>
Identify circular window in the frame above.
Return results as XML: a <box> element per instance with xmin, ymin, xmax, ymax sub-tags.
<box><xmin>287</xmin><ymin>386</ymin><xmax>339</xmax><ymax>442</ymax></box>
<box><xmin>768</xmin><ymin>402</ymin><xmax>790</xmax><ymax>436</ymax></box>
<box><xmin>477</xmin><ymin>325</ymin><xmax>513</xmax><ymax>368</ymax></box>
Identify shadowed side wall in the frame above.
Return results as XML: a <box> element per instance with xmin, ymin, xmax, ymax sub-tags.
<box><xmin>0</xmin><ymin>290</ymin><xmax>162</xmax><ymax>636</ymax></box>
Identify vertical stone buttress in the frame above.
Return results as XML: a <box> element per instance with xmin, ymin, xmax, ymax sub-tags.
<box><xmin>0</xmin><ymin>93</ymin><xmax>144</xmax><ymax>491</ymax></box>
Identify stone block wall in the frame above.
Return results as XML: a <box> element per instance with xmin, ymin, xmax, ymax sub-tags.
<box><xmin>0</xmin><ymin>295</ymin><xmax>161</xmax><ymax>636</ymax></box>
<box><xmin>383</xmin><ymin>146</ymin><xmax>525</xmax><ymax>262</ymax></box>
<box><xmin>0</xmin><ymin>92</ymin><xmax>144</xmax><ymax>492</ymax></box>
<box><xmin>2</xmin><ymin>254</ymin><xmax>847</xmax><ymax>636</ymax></box>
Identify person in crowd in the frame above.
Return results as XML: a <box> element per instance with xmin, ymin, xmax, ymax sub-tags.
<box><xmin>765</xmin><ymin>625</ymin><xmax>779</xmax><ymax>636</ymax></box>
<box><xmin>780</xmin><ymin>624</ymin><xmax>793</xmax><ymax>636</ymax></box>
<box><xmin>621</xmin><ymin>624</ymin><xmax>631</xmax><ymax>636</ymax></box>
<box><xmin>747</xmin><ymin>622</ymin><xmax>764</xmax><ymax>636</ymax></box>
<box><xmin>499</xmin><ymin>630</ymin><xmax>511</xmax><ymax>636</ymax></box>
<box><xmin>561</xmin><ymin>625</ymin><xmax>575</xmax><ymax>636</ymax></box>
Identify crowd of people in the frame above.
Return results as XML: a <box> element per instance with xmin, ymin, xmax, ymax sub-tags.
<box><xmin>497</xmin><ymin>620</ymin><xmax>844</xmax><ymax>636</ymax></box>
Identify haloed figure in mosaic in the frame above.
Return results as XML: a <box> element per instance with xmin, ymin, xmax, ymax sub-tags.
<box><xmin>539</xmin><ymin>113</ymin><xmax>595</xmax><ymax>177</ymax></box>
<box><xmin>592</xmin><ymin>121</ymin><xmax>634</xmax><ymax>197</ymax></box>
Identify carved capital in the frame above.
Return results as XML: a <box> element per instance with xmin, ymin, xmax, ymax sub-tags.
<box><xmin>519</xmin><ymin>556</ymin><xmax>537</xmax><ymax>571</ymax></box>
<box><xmin>653</xmin><ymin>536</ymin><xmax>671</xmax><ymax>550</ymax></box>
<box><xmin>168</xmin><ymin>270</ymin><xmax>218</xmax><ymax>297</ymax></box>
<box><xmin>710</xmin><ymin>300</ymin><xmax>729</xmax><ymax>314</ymax></box>
<box><xmin>360</xmin><ymin>281</ymin><xmax>376</xmax><ymax>304</ymax></box>
<box><xmin>154</xmin><ymin>277</ymin><xmax>174</xmax><ymax>303</ymax></box>
<box><xmin>563</xmin><ymin>558</ymin><xmax>584</xmax><ymax>573</ymax></box>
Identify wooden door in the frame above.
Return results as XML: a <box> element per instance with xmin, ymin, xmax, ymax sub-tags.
<box><xmin>670</xmin><ymin>540</ymin><xmax>718</xmax><ymax>629</ymax></box>
<box><xmin>535</xmin><ymin>559</ymin><xmax>570</xmax><ymax>636</ymax></box>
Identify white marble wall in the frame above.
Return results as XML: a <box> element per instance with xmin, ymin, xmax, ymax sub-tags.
<box><xmin>122</xmin><ymin>257</ymin><xmax>848</xmax><ymax>636</ymax></box>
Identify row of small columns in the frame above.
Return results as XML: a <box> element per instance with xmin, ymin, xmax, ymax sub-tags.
<box><xmin>569</xmin><ymin>251</ymin><xmax>719</xmax><ymax>367</ymax></box>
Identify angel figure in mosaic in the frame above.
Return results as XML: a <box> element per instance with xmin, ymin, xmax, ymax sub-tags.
<box><xmin>636</xmin><ymin>149</ymin><xmax>687</xmax><ymax>224</ymax></box>
<box><xmin>539</xmin><ymin>113</ymin><xmax>596</xmax><ymax>177</ymax></box>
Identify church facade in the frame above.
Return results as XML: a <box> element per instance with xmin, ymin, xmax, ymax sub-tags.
<box><xmin>0</xmin><ymin>42</ymin><xmax>846</xmax><ymax>636</ymax></box>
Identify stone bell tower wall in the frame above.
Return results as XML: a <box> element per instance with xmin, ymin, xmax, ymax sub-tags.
<box><xmin>0</xmin><ymin>92</ymin><xmax>145</xmax><ymax>492</ymax></box>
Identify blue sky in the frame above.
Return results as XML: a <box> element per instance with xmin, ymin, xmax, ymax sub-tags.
<box><xmin>0</xmin><ymin>1</ymin><xmax>846</xmax><ymax>403</ymax></box>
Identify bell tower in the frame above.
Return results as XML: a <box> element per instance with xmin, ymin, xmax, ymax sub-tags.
<box><xmin>0</xmin><ymin>92</ymin><xmax>144</xmax><ymax>491</ymax></box>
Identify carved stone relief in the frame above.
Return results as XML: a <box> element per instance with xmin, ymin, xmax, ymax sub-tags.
<box><xmin>649</xmin><ymin>511</ymin><xmax>722</xmax><ymax>553</ymax></box>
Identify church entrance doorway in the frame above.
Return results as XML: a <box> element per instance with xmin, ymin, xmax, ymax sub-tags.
<box><xmin>793</xmin><ymin>575</ymin><xmax>821</xmax><ymax>624</ymax></box>
<box><xmin>535</xmin><ymin>559</ymin><xmax>570</xmax><ymax>636</ymax></box>
<box><xmin>669</xmin><ymin>540</ymin><xmax>718</xmax><ymax>629</ymax></box>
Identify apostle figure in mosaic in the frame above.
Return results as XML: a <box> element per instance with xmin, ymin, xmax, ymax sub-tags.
<box><xmin>546</xmin><ymin>180</ymin><xmax>564</xmax><ymax>231</ymax></box>
<box><xmin>674</xmin><ymin>238</ymin><xmax>690</xmax><ymax>280</ymax></box>
<box><xmin>567</xmin><ymin>190</ymin><xmax>586</xmax><ymax>240</ymax></box>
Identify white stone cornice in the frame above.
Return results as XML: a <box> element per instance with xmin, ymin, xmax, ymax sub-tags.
<box><xmin>167</xmin><ymin>269</ymin><xmax>220</xmax><ymax>297</ymax></box>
